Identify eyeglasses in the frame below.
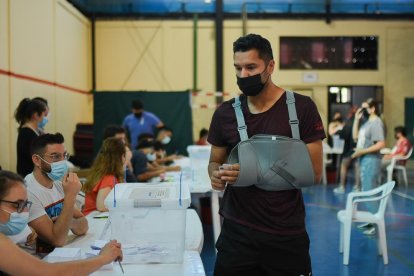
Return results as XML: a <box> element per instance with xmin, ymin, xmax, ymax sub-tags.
<box><xmin>42</xmin><ymin>152</ymin><xmax>70</xmax><ymax>162</ymax></box>
<box><xmin>0</xmin><ymin>199</ymin><xmax>32</xmax><ymax>213</ymax></box>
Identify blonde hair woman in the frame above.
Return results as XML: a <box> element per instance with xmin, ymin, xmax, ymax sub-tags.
<box><xmin>82</xmin><ymin>138</ymin><xmax>132</xmax><ymax>215</ymax></box>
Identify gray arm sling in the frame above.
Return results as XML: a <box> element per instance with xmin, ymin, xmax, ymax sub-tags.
<box><xmin>227</xmin><ymin>91</ymin><xmax>315</xmax><ymax>191</ymax></box>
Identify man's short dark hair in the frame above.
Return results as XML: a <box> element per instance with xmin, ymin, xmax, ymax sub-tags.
<box><xmin>233</xmin><ymin>34</ymin><xmax>273</xmax><ymax>63</ymax></box>
<box><xmin>199</xmin><ymin>128</ymin><xmax>209</xmax><ymax>138</ymax></box>
<box><xmin>103</xmin><ymin>125</ymin><xmax>126</xmax><ymax>140</ymax></box>
<box><xmin>137</xmin><ymin>139</ymin><xmax>154</xmax><ymax>150</ymax></box>
<box><xmin>137</xmin><ymin>133</ymin><xmax>155</xmax><ymax>144</ymax></box>
<box><xmin>31</xmin><ymin>133</ymin><xmax>65</xmax><ymax>155</ymax></box>
<box><xmin>394</xmin><ymin>126</ymin><xmax>407</xmax><ymax>137</ymax></box>
<box><xmin>157</xmin><ymin>126</ymin><xmax>173</xmax><ymax>134</ymax></box>
<box><xmin>153</xmin><ymin>141</ymin><xmax>165</xmax><ymax>151</ymax></box>
<box><xmin>132</xmin><ymin>99</ymin><xmax>143</xmax><ymax>110</ymax></box>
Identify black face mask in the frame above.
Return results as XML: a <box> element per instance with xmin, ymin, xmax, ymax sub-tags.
<box><xmin>361</xmin><ymin>108</ymin><xmax>369</xmax><ymax>119</ymax></box>
<box><xmin>358</xmin><ymin>108</ymin><xmax>369</xmax><ymax>125</ymax></box>
<box><xmin>134</xmin><ymin>112</ymin><xmax>143</xmax><ymax>118</ymax></box>
<box><xmin>236</xmin><ymin>68</ymin><xmax>269</xmax><ymax>97</ymax></box>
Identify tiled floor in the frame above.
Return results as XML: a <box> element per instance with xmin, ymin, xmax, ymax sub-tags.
<box><xmin>199</xmin><ymin>169</ymin><xmax>414</xmax><ymax>276</ymax></box>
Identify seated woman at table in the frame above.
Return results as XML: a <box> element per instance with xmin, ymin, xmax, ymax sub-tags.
<box><xmin>82</xmin><ymin>138</ymin><xmax>132</xmax><ymax>215</ymax></box>
<box><xmin>0</xmin><ymin>170</ymin><xmax>123</xmax><ymax>275</ymax></box>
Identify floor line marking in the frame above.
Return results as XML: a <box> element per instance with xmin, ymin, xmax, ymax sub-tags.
<box><xmin>393</xmin><ymin>190</ymin><xmax>414</xmax><ymax>201</ymax></box>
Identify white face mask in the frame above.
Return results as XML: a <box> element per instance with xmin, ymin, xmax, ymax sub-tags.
<box><xmin>146</xmin><ymin>153</ymin><xmax>157</xmax><ymax>162</ymax></box>
<box><xmin>161</xmin><ymin>136</ymin><xmax>171</xmax><ymax>145</ymax></box>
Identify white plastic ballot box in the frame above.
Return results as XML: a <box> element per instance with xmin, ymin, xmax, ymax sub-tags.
<box><xmin>104</xmin><ymin>181</ymin><xmax>191</xmax><ymax>264</ymax></box>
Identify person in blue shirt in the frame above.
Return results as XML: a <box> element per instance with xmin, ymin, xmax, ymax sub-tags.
<box><xmin>122</xmin><ymin>99</ymin><xmax>164</xmax><ymax>149</ymax></box>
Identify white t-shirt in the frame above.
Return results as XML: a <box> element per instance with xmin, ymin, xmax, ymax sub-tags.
<box><xmin>25</xmin><ymin>173</ymin><xmax>65</xmax><ymax>222</ymax></box>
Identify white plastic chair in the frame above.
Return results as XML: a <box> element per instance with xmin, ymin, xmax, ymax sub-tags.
<box><xmin>337</xmin><ymin>181</ymin><xmax>395</xmax><ymax>265</ymax></box>
<box><xmin>386</xmin><ymin>147</ymin><xmax>412</xmax><ymax>187</ymax></box>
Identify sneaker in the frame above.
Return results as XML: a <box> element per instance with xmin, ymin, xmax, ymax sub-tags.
<box><xmin>357</xmin><ymin>223</ymin><xmax>373</xmax><ymax>229</ymax></box>
<box><xmin>333</xmin><ymin>186</ymin><xmax>345</xmax><ymax>194</ymax></box>
<box><xmin>352</xmin><ymin>186</ymin><xmax>361</xmax><ymax>192</ymax></box>
<box><xmin>363</xmin><ymin>226</ymin><xmax>376</xmax><ymax>235</ymax></box>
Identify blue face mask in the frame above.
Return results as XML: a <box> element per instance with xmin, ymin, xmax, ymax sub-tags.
<box><xmin>146</xmin><ymin>153</ymin><xmax>157</xmax><ymax>162</ymax></box>
<box><xmin>39</xmin><ymin>157</ymin><xmax>69</xmax><ymax>181</ymax></box>
<box><xmin>38</xmin><ymin>116</ymin><xmax>49</xmax><ymax>129</ymax></box>
<box><xmin>0</xmin><ymin>210</ymin><xmax>29</xmax><ymax>236</ymax></box>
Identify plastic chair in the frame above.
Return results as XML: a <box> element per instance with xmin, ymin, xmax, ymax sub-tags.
<box><xmin>337</xmin><ymin>181</ymin><xmax>395</xmax><ymax>265</ymax></box>
<box><xmin>386</xmin><ymin>147</ymin><xmax>413</xmax><ymax>187</ymax></box>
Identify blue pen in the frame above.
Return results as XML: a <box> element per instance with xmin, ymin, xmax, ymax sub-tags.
<box><xmin>179</xmin><ymin>171</ymin><xmax>182</xmax><ymax>207</ymax></box>
<box><xmin>113</xmin><ymin>176</ymin><xmax>117</xmax><ymax>208</ymax></box>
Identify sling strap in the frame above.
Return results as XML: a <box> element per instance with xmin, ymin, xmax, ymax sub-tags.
<box><xmin>231</xmin><ymin>91</ymin><xmax>300</xmax><ymax>140</ymax></box>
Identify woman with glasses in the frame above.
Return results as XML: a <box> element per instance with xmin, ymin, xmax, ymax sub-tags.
<box><xmin>82</xmin><ymin>138</ymin><xmax>132</xmax><ymax>215</ymax></box>
<box><xmin>0</xmin><ymin>170</ymin><xmax>123</xmax><ymax>275</ymax></box>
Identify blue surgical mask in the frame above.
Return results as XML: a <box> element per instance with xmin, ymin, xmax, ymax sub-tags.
<box><xmin>0</xmin><ymin>210</ymin><xmax>29</xmax><ymax>236</ymax></box>
<box><xmin>146</xmin><ymin>153</ymin><xmax>157</xmax><ymax>162</ymax></box>
<box><xmin>38</xmin><ymin>116</ymin><xmax>49</xmax><ymax>129</ymax></box>
<box><xmin>39</xmin><ymin>157</ymin><xmax>69</xmax><ymax>181</ymax></box>
<box><xmin>161</xmin><ymin>136</ymin><xmax>171</xmax><ymax>145</ymax></box>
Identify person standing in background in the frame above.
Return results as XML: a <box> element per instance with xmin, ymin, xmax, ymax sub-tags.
<box><xmin>352</xmin><ymin>98</ymin><xmax>385</xmax><ymax>235</ymax></box>
<box><xmin>14</xmin><ymin>98</ymin><xmax>48</xmax><ymax>177</ymax></box>
<box><xmin>328</xmin><ymin>111</ymin><xmax>344</xmax><ymax>137</ymax></box>
<box><xmin>32</xmin><ymin>97</ymin><xmax>49</xmax><ymax>135</ymax></box>
<box><xmin>122</xmin><ymin>99</ymin><xmax>164</xmax><ymax>150</ymax></box>
<box><xmin>333</xmin><ymin>107</ymin><xmax>360</xmax><ymax>194</ymax></box>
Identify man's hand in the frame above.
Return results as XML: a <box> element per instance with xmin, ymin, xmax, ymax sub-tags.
<box><xmin>211</xmin><ymin>163</ymin><xmax>240</xmax><ymax>191</ymax></box>
<box><xmin>62</xmin><ymin>172</ymin><xmax>81</xmax><ymax>199</ymax></box>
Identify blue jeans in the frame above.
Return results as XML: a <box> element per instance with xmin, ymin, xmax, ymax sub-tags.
<box><xmin>359</xmin><ymin>154</ymin><xmax>381</xmax><ymax>213</ymax></box>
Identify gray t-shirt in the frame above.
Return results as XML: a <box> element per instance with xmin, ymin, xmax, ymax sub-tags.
<box><xmin>356</xmin><ymin>117</ymin><xmax>385</xmax><ymax>155</ymax></box>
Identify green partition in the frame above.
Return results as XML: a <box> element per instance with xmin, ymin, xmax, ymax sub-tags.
<box><xmin>93</xmin><ymin>91</ymin><xmax>193</xmax><ymax>156</ymax></box>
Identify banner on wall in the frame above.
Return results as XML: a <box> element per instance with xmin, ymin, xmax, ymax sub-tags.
<box><xmin>93</xmin><ymin>91</ymin><xmax>193</xmax><ymax>156</ymax></box>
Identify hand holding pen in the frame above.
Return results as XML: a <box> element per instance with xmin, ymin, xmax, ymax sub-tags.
<box><xmin>99</xmin><ymin>240</ymin><xmax>123</xmax><ymax>273</ymax></box>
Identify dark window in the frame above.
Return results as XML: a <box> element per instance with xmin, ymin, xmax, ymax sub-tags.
<box><xmin>279</xmin><ymin>36</ymin><xmax>378</xmax><ymax>70</ymax></box>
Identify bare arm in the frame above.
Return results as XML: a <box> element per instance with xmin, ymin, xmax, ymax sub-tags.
<box><xmin>0</xmin><ymin>235</ymin><xmax>122</xmax><ymax>276</ymax></box>
<box><xmin>28</xmin><ymin>173</ymin><xmax>81</xmax><ymax>247</ymax></box>
<box><xmin>137</xmin><ymin>169</ymin><xmax>166</xmax><ymax>182</ymax></box>
<box><xmin>307</xmin><ymin>140</ymin><xmax>323</xmax><ymax>184</ymax></box>
<box><xmin>352</xmin><ymin>140</ymin><xmax>385</xmax><ymax>159</ymax></box>
<box><xmin>29</xmin><ymin>199</ymin><xmax>76</xmax><ymax>247</ymax></box>
<box><xmin>70</xmin><ymin>207</ymin><xmax>88</xmax><ymax>236</ymax></box>
<box><xmin>352</xmin><ymin>108</ymin><xmax>363</xmax><ymax>141</ymax></box>
<box><xmin>156</xmin><ymin>121</ymin><xmax>164</xmax><ymax>128</ymax></box>
<box><xmin>96</xmin><ymin>187</ymin><xmax>112</xmax><ymax>212</ymax></box>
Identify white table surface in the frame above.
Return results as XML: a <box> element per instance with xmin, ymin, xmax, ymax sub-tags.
<box><xmin>90</xmin><ymin>251</ymin><xmax>205</xmax><ymax>276</ymax></box>
<box><xmin>60</xmin><ymin>209</ymin><xmax>205</xmax><ymax>276</ymax></box>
